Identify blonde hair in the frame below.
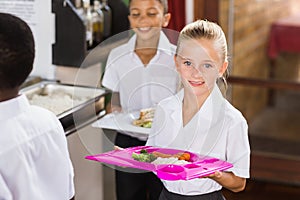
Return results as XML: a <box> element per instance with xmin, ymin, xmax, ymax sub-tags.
<box><xmin>176</xmin><ymin>20</ymin><xmax>229</xmax><ymax>90</ymax></box>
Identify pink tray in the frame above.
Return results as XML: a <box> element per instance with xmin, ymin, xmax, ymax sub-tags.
<box><xmin>85</xmin><ymin>146</ymin><xmax>233</xmax><ymax>181</ymax></box>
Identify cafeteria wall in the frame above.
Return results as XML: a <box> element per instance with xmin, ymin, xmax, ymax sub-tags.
<box><xmin>219</xmin><ymin>0</ymin><xmax>300</xmax><ymax>121</ymax></box>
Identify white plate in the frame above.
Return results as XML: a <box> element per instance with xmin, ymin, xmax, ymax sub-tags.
<box><xmin>92</xmin><ymin>112</ymin><xmax>150</xmax><ymax>135</ymax></box>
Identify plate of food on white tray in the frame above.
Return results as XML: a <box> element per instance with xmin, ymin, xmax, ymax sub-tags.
<box><xmin>92</xmin><ymin>108</ymin><xmax>155</xmax><ymax>135</ymax></box>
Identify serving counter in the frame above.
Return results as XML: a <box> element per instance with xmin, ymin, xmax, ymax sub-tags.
<box><xmin>20</xmin><ymin>80</ymin><xmax>108</xmax><ymax>136</ymax></box>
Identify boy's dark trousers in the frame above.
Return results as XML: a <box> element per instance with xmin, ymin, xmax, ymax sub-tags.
<box><xmin>115</xmin><ymin>133</ymin><xmax>163</xmax><ymax>200</ymax></box>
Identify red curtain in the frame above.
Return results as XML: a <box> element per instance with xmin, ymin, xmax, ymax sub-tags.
<box><xmin>165</xmin><ymin>0</ymin><xmax>186</xmax><ymax>44</ymax></box>
<box><xmin>167</xmin><ymin>0</ymin><xmax>186</xmax><ymax>31</ymax></box>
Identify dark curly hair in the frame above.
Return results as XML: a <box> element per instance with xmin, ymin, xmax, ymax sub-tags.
<box><xmin>129</xmin><ymin>0</ymin><xmax>168</xmax><ymax>14</ymax></box>
<box><xmin>0</xmin><ymin>13</ymin><xmax>35</xmax><ymax>90</ymax></box>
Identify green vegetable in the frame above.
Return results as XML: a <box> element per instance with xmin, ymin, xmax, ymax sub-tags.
<box><xmin>142</xmin><ymin>121</ymin><xmax>152</xmax><ymax>128</ymax></box>
<box><xmin>132</xmin><ymin>149</ymin><xmax>156</xmax><ymax>162</ymax></box>
<box><xmin>140</xmin><ymin>149</ymin><xmax>148</xmax><ymax>154</ymax></box>
<box><xmin>141</xmin><ymin>121</ymin><xmax>152</xmax><ymax>128</ymax></box>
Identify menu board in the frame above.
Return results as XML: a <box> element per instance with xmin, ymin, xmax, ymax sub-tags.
<box><xmin>0</xmin><ymin>0</ymin><xmax>55</xmax><ymax>79</ymax></box>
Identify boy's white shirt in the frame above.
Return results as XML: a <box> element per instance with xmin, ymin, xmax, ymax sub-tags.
<box><xmin>0</xmin><ymin>94</ymin><xmax>75</xmax><ymax>200</ymax></box>
<box><xmin>146</xmin><ymin>85</ymin><xmax>250</xmax><ymax>195</ymax></box>
<box><xmin>102</xmin><ymin>31</ymin><xmax>179</xmax><ymax>140</ymax></box>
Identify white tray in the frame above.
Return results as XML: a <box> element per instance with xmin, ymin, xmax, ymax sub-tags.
<box><xmin>92</xmin><ymin>112</ymin><xmax>150</xmax><ymax>135</ymax></box>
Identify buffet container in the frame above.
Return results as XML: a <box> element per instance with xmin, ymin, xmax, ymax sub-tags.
<box><xmin>20</xmin><ymin>81</ymin><xmax>109</xmax><ymax>134</ymax></box>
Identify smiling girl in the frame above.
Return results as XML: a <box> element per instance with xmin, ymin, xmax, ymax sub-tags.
<box><xmin>146</xmin><ymin>20</ymin><xmax>251</xmax><ymax>200</ymax></box>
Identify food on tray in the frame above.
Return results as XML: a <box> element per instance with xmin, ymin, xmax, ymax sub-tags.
<box><xmin>132</xmin><ymin>108</ymin><xmax>155</xmax><ymax>128</ymax></box>
<box><xmin>151</xmin><ymin>157</ymin><xmax>189</xmax><ymax>165</ymax></box>
<box><xmin>132</xmin><ymin>149</ymin><xmax>157</xmax><ymax>162</ymax></box>
<box><xmin>132</xmin><ymin>149</ymin><xmax>191</xmax><ymax>165</ymax></box>
<box><xmin>178</xmin><ymin>152</ymin><xmax>191</xmax><ymax>161</ymax></box>
<box><xmin>151</xmin><ymin>151</ymin><xmax>190</xmax><ymax>161</ymax></box>
<box><xmin>86</xmin><ymin>146</ymin><xmax>234</xmax><ymax>181</ymax></box>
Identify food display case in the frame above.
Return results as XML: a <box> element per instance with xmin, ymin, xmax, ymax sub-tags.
<box><xmin>20</xmin><ymin>80</ymin><xmax>109</xmax><ymax>135</ymax></box>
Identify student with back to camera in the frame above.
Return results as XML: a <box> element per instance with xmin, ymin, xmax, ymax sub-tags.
<box><xmin>146</xmin><ymin>19</ymin><xmax>251</xmax><ymax>200</ymax></box>
<box><xmin>0</xmin><ymin>13</ymin><xmax>75</xmax><ymax>200</ymax></box>
<box><xmin>101</xmin><ymin>0</ymin><xmax>179</xmax><ymax>199</ymax></box>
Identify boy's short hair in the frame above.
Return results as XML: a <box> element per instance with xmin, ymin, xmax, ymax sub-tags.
<box><xmin>0</xmin><ymin>13</ymin><xmax>35</xmax><ymax>90</ymax></box>
<box><xmin>129</xmin><ymin>0</ymin><xmax>169</xmax><ymax>14</ymax></box>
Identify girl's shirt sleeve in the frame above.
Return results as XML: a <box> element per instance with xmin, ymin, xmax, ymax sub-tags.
<box><xmin>226</xmin><ymin>117</ymin><xmax>251</xmax><ymax>178</ymax></box>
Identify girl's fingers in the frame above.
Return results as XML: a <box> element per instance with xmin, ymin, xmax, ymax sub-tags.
<box><xmin>114</xmin><ymin>146</ymin><xmax>124</xmax><ymax>150</ymax></box>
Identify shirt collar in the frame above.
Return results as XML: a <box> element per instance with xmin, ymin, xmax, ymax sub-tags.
<box><xmin>127</xmin><ymin>33</ymin><xmax>137</xmax><ymax>52</ymax></box>
<box><xmin>157</xmin><ymin>31</ymin><xmax>174</xmax><ymax>56</ymax></box>
<box><xmin>127</xmin><ymin>31</ymin><xmax>175</xmax><ymax>56</ymax></box>
<box><xmin>170</xmin><ymin>85</ymin><xmax>224</xmax><ymax>121</ymax></box>
<box><xmin>0</xmin><ymin>94</ymin><xmax>30</xmax><ymax>121</ymax></box>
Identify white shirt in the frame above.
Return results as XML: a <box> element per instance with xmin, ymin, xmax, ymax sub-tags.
<box><xmin>146</xmin><ymin>85</ymin><xmax>250</xmax><ymax>195</ymax></box>
<box><xmin>0</xmin><ymin>94</ymin><xmax>75</xmax><ymax>200</ymax></box>
<box><xmin>102</xmin><ymin>32</ymin><xmax>179</xmax><ymax>140</ymax></box>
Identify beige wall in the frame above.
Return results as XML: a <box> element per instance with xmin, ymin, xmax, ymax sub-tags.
<box><xmin>219</xmin><ymin>0</ymin><xmax>300</xmax><ymax>121</ymax></box>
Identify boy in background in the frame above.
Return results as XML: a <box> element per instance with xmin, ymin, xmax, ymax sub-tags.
<box><xmin>102</xmin><ymin>0</ymin><xmax>179</xmax><ymax>199</ymax></box>
<box><xmin>0</xmin><ymin>13</ymin><xmax>74</xmax><ymax>200</ymax></box>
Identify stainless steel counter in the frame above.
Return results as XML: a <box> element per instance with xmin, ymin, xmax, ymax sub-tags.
<box><xmin>55</xmin><ymin>64</ymin><xmax>108</xmax><ymax>200</ymax></box>
<box><xmin>20</xmin><ymin>81</ymin><xmax>109</xmax><ymax>137</ymax></box>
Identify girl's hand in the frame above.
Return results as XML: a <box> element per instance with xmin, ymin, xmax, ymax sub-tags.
<box><xmin>114</xmin><ymin>146</ymin><xmax>124</xmax><ymax>151</ymax></box>
<box><xmin>201</xmin><ymin>171</ymin><xmax>223</xmax><ymax>179</ymax></box>
<box><xmin>112</xmin><ymin>105</ymin><xmax>122</xmax><ymax>113</ymax></box>
<box><xmin>207</xmin><ymin>171</ymin><xmax>223</xmax><ymax>179</ymax></box>
<box><xmin>202</xmin><ymin>171</ymin><xmax>247</xmax><ymax>192</ymax></box>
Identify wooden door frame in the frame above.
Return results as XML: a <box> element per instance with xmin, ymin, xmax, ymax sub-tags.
<box><xmin>194</xmin><ymin>0</ymin><xmax>219</xmax><ymax>23</ymax></box>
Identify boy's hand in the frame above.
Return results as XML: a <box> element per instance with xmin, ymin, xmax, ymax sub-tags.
<box><xmin>111</xmin><ymin>105</ymin><xmax>122</xmax><ymax>113</ymax></box>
